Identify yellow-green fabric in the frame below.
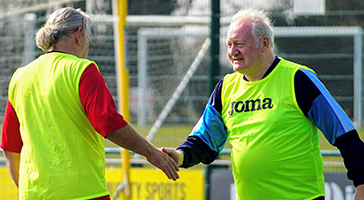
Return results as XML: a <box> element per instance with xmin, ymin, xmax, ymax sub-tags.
<box><xmin>221</xmin><ymin>58</ymin><xmax>325</xmax><ymax>200</ymax></box>
<box><xmin>8</xmin><ymin>52</ymin><xmax>109</xmax><ymax>200</ymax></box>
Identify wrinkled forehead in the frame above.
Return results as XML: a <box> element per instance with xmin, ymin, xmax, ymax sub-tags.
<box><xmin>227</xmin><ymin>20</ymin><xmax>253</xmax><ymax>40</ymax></box>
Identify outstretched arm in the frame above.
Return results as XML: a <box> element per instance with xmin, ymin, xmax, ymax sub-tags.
<box><xmin>3</xmin><ymin>150</ymin><xmax>20</xmax><ymax>187</ymax></box>
<box><xmin>79</xmin><ymin>65</ymin><xmax>179</xmax><ymax>180</ymax></box>
<box><xmin>106</xmin><ymin>124</ymin><xmax>179</xmax><ymax>181</ymax></box>
<box><xmin>164</xmin><ymin>79</ymin><xmax>228</xmax><ymax>169</ymax></box>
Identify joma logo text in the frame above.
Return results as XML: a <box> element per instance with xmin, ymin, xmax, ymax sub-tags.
<box><xmin>228</xmin><ymin>98</ymin><xmax>273</xmax><ymax>115</ymax></box>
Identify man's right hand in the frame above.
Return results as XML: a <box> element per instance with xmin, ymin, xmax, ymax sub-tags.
<box><xmin>161</xmin><ymin>147</ymin><xmax>184</xmax><ymax>167</ymax></box>
<box><xmin>145</xmin><ymin>148</ymin><xmax>180</xmax><ymax>181</ymax></box>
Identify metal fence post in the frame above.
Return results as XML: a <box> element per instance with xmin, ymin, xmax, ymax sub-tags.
<box><xmin>24</xmin><ymin>13</ymin><xmax>36</xmax><ymax>65</ymax></box>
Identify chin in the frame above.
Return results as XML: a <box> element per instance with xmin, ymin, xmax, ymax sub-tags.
<box><xmin>233</xmin><ymin>66</ymin><xmax>243</xmax><ymax>72</ymax></box>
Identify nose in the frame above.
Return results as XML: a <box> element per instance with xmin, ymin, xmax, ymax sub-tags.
<box><xmin>228</xmin><ymin>45</ymin><xmax>239</xmax><ymax>57</ymax></box>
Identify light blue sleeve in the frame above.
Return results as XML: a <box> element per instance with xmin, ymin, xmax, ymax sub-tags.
<box><xmin>302</xmin><ymin>69</ymin><xmax>355</xmax><ymax>145</ymax></box>
<box><xmin>190</xmin><ymin>102</ymin><xmax>229</xmax><ymax>153</ymax></box>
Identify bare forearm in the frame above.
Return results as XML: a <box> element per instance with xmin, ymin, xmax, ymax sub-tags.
<box><xmin>4</xmin><ymin>150</ymin><xmax>20</xmax><ymax>187</ymax></box>
<box><xmin>106</xmin><ymin>124</ymin><xmax>180</xmax><ymax>181</ymax></box>
<box><xmin>106</xmin><ymin>124</ymin><xmax>156</xmax><ymax>157</ymax></box>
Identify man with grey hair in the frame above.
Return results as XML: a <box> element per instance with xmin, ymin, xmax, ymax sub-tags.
<box><xmin>1</xmin><ymin>7</ymin><xmax>179</xmax><ymax>200</ymax></box>
<box><xmin>163</xmin><ymin>8</ymin><xmax>364</xmax><ymax>199</ymax></box>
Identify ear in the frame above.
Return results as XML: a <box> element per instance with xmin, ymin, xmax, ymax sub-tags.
<box><xmin>261</xmin><ymin>35</ymin><xmax>270</xmax><ymax>52</ymax></box>
<box><xmin>75</xmin><ymin>27</ymin><xmax>83</xmax><ymax>45</ymax></box>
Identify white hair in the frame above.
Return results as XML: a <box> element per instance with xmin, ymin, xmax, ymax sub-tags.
<box><xmin>230</xmin><ymin>8</ymin><xmax>274</xmax><ymax>48</ymax></box>
<box><xmin>35</xmin><ymin>7</ymin><xmax>91</xmax><ymax>51</ymax></box>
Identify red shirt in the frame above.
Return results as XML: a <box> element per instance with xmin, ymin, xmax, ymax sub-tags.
<box><xmin>1</xmin><ymin>63</ymin><xmax>128</xmax><ymax>153</ymax></box>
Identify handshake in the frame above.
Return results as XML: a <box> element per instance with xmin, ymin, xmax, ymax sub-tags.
<box><xmin>145</xmin><ymin>147</ymin><xmax>184</xmax><ymax>181</ymax></box>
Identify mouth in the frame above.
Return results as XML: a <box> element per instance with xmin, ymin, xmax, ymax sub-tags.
<box><xmin>232</xmin><ymin>57</ymin><xmax>244</xmax><ymax>63</ymax></box>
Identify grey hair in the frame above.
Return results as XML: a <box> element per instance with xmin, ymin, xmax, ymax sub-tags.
<box><xmin>230</xmin><ymin>9</ymin><xmax>274</xmax><ymax>48</ymax></box>
<box><xmin>35</xmin><ymin>7</ymin><xmax>91</xmax><ymax>51</ymax></box>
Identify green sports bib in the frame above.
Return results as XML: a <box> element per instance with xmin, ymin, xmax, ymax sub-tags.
<box><xmin>9</xmin><ymin>52</ymin><xmax>109</xmax><ymax>200</ymax></box>
<box><xmin>221</xmin><ymin>58</ymin><xmax>325</xmax><ymax>200</ymax></box>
